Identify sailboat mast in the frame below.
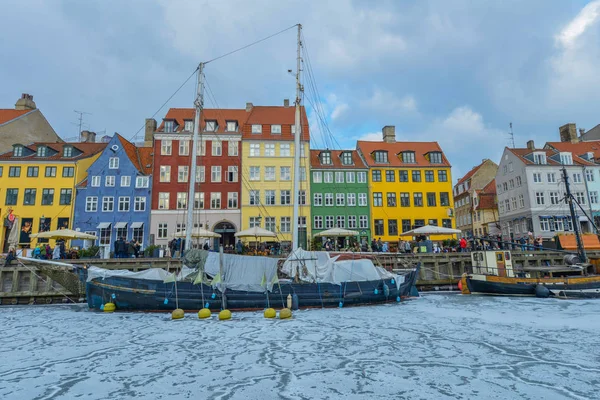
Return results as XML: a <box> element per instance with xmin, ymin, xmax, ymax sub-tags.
<box><xmin>291</xmin><ymin>24</ymin><xmax>303</xmax><ymax>251</ymax></box>
<box><xmin>186</xmin><ymin>62</ymin><xmax>205</xmax><ymax>251</ymax></box>
<box><xmin>562</xmin><ymin>167</ymin><xmax>586</xmax><ymax>262</ymax></box>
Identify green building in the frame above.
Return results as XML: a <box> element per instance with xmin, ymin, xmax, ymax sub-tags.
<box><xmin>310</xmin><ymin>149</ymin><xmax>371</xmax><ymax>247</ymax></box>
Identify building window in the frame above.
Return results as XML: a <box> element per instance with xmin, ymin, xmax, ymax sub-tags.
<box><xmin>211</xmin><ymin>192</ymin><xmax>221</xmax><ymax>209</ymax></box>
<box><xmin>575</xmin><ymin>192</ymin><xmax>586</xmax><ymax>205</ymax></box>
<box><xmin>280</xmin><ymin>166</ymin><xmax>291</xmax><ymax>181</ymax></box>
<box><xmin>136</xmin><ymin>176</ymin><xmax>149</xmax><ymax>188</ymax></box>
<box><xmin>372</xmin><ymin>170</ymin><xmax>382</xmax><ymax>182</ymax></box>
<box><xmin>264</xmin><ymin>217</ymin><xmax>276</xmax><ymax>233</ymax></box>
<box><xmin>547</xmin><ymin>173</ymin><xmax>556</xmax><ymax>183</ymax></box>
<box><xmin>425</xmin><ymin>170</ymin><xmax>434</xmax><ymax>182</ymax></box>
<box><xmin>228</xmin><ymin>192</ymin><xmax>238</xmax><ymax>209</ymax></box>
<box><xmin>99</xmin><ymin>226</ymin><xmax>112</xmax><ymax>245</ymax></box>
<box><xmin>401</xmin><ymin>152</ymin><xmax>415</xmax><ymax>163</ymax></box>
<box><xmin>13</xmin><ymin>146</ymin><xmax>24</xmax><ymax>157</ymax></box>
<box><xmin>533</xmin><ymin>173</ymin><xmax>542</xmax><ymax>183</ymax></box>
<box><xmin>159</xmin><ymin>166</ymin><xmax>171</xmax><ymax>182</ymax></box>
<box><xmin>43</xmin><ymin>167</ymin><xmax>56</xmax><ymax>177</ymax></box>
<box><xmin>320</xmin><ymin>151</ymin><xmax>331</xmax><ymax>164</ymax></box>
<box><xmin>184</xmin><ymin>120</ymin><xmax>194</xmax><ymax>132</ymax></box>
<box><xmin>27</xmin><ymin>166</ymin><xmax>39</xmax><ymax>177</ymax></box>
<box><xmin>358</xmin><ymin>215</ymin><xmax>367</xmax><ymax>229</ymax></box>
<box><xmin>519</xmin><ymin>194</ymin><xmax>525</xmax><ymax>208</ymax></box>
<box><xmin>346</xmin><ymin>172</ymin><xmax>355</xmax><ymax>183</ymax></box>
<box><xmin>60</xmin><ymin>189</ymin><xmax>72</xmax><ymax>205</ymax></box>
<box><xmin>41</xmin><ymin>189</ymin><xmax>54</xmax><ymax>205</ymax></box>
<box><xmin>211</xmin><ymin>166</ymin><xmax>222</xmax><ymax>182</ymax></box>
<box><xmin>280</xmin><ymin>190</ymin><xmax>291</xmax><ymax>205</ymax></box>
<box><xmin>400</xmin><ymin>192</ymin><xmax>410</xmax><ymax>207</ymax></box>
<box><xmin>388</xmin><ymin>219</ymin><xmax>398</xmax><ymax>236</ymax></box>
<box><xmin>161</xmin><ymin>140</ymin><xmax>172</xmax><ymax>155</ymax></box>
<box><xmin>414</xmin><ymin>219</ymin><xmax>425</xmax><ymax>228</ymax></box>
<box><xmin>335</xmin><ymin>215</ymin><xmax>345</xmax><ymax>228</ymax></box>
<box><xmin>401</xmin><ymin>219</ymin><xmax>411</xmax><ymax>233</ymax></box>
<box><xmin>429</xmin><ymin>152</ymin><xmax>443</xmax><ymax>164</ymax></box>
<box><xmin>535</xmin><ymin>192</ymin><xmax>545</xmax><ymax>205</ymax></box>
<box><xmin>196</xmin><ymin>166</ymin><xmax>205</xmax><ymax>183</ymax></box>
<box><xmin>264</xmin><ymin>143</ymin><xmax>275</xmax><ymax>157</ymax></box>
<box><xmin>158</xmin><ymin>192</ymin><xmax>170</xmax><ymax>209</ymax></box>
<box><xmin>324</xmin><ymin>172</ymin><xmax>333</xmax><ymax>183</ymax></box>
<box><xmin>324</xmin><ymin>216</ymin><xmax>334</xmax><ymax>229</ymax></box>
<box><xmin>314</xmin><ymin>216</ymin><xmax>323</xmax><ymax>229</ymax></box>
<box><xmin>117</xmin><ymin>196</ymin><xmax>129</xmax><ymax>211</ymax></box>
<box><xmin>37</xmin><ymin>146</ymin><xmax>47</xmax><ymax>157</ymax></box>
<box><xmin>250</xmin><ymin>143</ymin><xmax>260</xmax><ymax>157</ymax></box>
<box><xmin>427</xmin><ymin>192</ymin><xmax>437</xmax><ymax>207</ymax></box>
<box><xmin>105</xmin><ymin>176</ymin><xmax>115</xmax><ymax>187</ymax></box>
<box><xmin>249</xmin><ymin>190</ymin><xmax>260</xmax><ymax>205</ymax></box>
<box><xmin>280</xmin><ymin>217</ymin><xmax>291</xmax><ymax>233</ymax></box>
<box><xmin>591</xmin><ymin>191</ymin><xmax>598</xmax><ymax>204</ymax></box>
<box><xmin>176</xmin><ymin>193</ymin><xmax>187</xmax><ymax>209</ymax></box>
<box><xmin>158</xmin><ymin>222</ymin><xmax>168</xmax><ymax>239</ymax></box>
<box><xmin>374</xmin><ymin>151</ymin><xmax>388</xmax><ymax>163</ymax></box>
<box><xmin>358</xmin><ymin>193</ymin><xmax>367</xmax><ymax>206</ymax></box>
<box><xmin>102</xmin><ymin>196</ymin><xmax>114</xmax><ymax>212</ymax></box>
<box><xmin>278</xmin><ymin>143</ymin><xmax>290</xmax><ymax>157</ymax></box>
<box><xmin>249</xmin><ymin>217</ymin><xmax>261</xmax><ymax>228</ymax></box>
<box><xmin>179</xmin><ymin>140</ymin><xmax>190</xmax><ymax>156</ymax></box>
<box><xmin>178</xmin><ymin>166</ymin><xmax>189</xmax><ymax>183</ymax></box>
<box><xmin>228</xmin><ymin>141</ymin><xmax>238</xmax><ymax>156</ymax></box>
<box><xmin>249</xmin><ymin>166</ymin><xmax>260</xmax><ymax>181</ymax></box>
<box><xmin>560</xmin><ymin>153</ymin><xmax>573</xmax><ymax>165</ymax></box>
<box><xmin>387</xmin><ymin>192</ymin><xmax>396</xmax><ymax>207</ymax></box>
<box><xmin>299</xmin><ymin>190</ymin><xmax>306</xmax><ymax>205</ymax></box>
<box><xmin>194</xmin><ymin>193</ymin><xmax>204</xmax><ymax>209</ymax></box>
<box><xmin>412</xmin><ymin>170</ymin><xmax>421</xmax><ymax>182</ymax></box>
<box><xmin>251</xmin><ymin>124</ymin><xmax>262</xmax><ymax>134</ymax></box>
<box><xmin>438</xmin><ymin>170</ymin><xmax>448</xmax><ymax>182</ymax></box>
<box><xmin>533</xmin><ymin>153</ymin><xmax>547</xmax><ymax>165</ymax></box>
<box><xmin>335</xmin><ymin>171</ymin><xmax>344</xmax><ymax>183</ymax></box>
<box><xmin>336</xmin><ymin>193</ymin><xmax>345</xmax><ymax>206</ymax></box>
<box><xmin>539</xmin><ymin>217</ymin><xmax>551</xmax><ymax>232</ymax></box>
<box><xmin>413</xmin><ymin>192</ymin><xmax>423</xmax><ymax>207</ymax></box>
<box><xmin>516</xmin><ymin>176</ymin><xmax>522</xmax><ymax>187</ymax></box>
<box><xmin>134</xmin><ymin>196</ymin><xmax>146</xmax><ymax>211</ymax></box>
<box><xmin>399</xmin><ymin>170</ymin><xmax>408</xmax><ymax>182</ymax></box>
<box><xmin>108</xmin><ymin>157</ymin><xmax>119</xmax><ymax>169</ymax></box>
<box><xmin>5</xmin><ymin>189</ymin><xmax>18</xmax><ymax>205</ymax></box>
<box><xmin>205</xmin><ymin>120</ymin><xmax>217</xmax><ymax>132</ymax></box>
<box><xmin>85</xmin><ymin>196</ymin><xmax>98</xmax><ymax>212</ymax></box>
<box><xmin>227</xmin><ymin>166</ymin><xmax>238</xmax><ymax>182</ymax></box>
<box><xmin>385</xmin><ymin>170</ymin><xmax>395</xmax><ymax>182</ymax></box>
<box><xmin>164</xmin><ymin>120</ymin><xmax>174</xmax><ymax>133</ymax></box>
<box><xmin>373</xmin><ymin>192</ymin><xmax>383</xmax><ymax>207</ymax></box>
<box><xmin>198</xmin><ymin>140</ymin><xmax>206</xmax><ymax>156</ymax></box>
<box><xmin>265</xmin><ymin>190</ymin><xmax>276</xmax><ymax>205</ymax></box>
<box><xmin>357</xmin><ymin>172</ymin><xmax>367</xmax><ymax>183</ymax></box>
<box><xmin>313</xmin><ymin>193</ymin><xmax>322</xmax><ymax>206</ymax></box>
<box><xmin>225</xmin><ymin>121</ymin><xmax>237</xmax><ymax>132</ymax></box>
<box><xmin>212</xmin><ymin>141</ymin><xmax>222</xmax><ymax>156</ymax></box>
<box><xmin>313</xmin><ymin>171</ymin><xmax>322</xmax><ymax>183</ymax></box>
<box><xmin>271</xmin><ymin>124</ymin><xmax>282</xmax><ymax>134</ymax></box>
<box><xmin>23</xmin><ymin>188</ymin><xmax>36</xmax><ymax>205</ymax></box>
<box><xmin>347</xmin><ymin>193</ymin><xmax>356</xmax><ymax>206</ymax></box>
<box><xmin>324</xmin><ymin>193</ymin><xmax>333</xmax><ymax>206</ymax></box>
<box><xmin>374</xmin><ymin>219</ymin><xmax>384</xmax><ymax>235</ymax></box>
<box><xmin>428</xmin><ymin>219</ymin><xmax>438</xmax><ymax>227</ymax></box>
<box><xmin>300</xmin><ymin>167</ymin><xmax>306</xmax><ymax>181</ymax></box>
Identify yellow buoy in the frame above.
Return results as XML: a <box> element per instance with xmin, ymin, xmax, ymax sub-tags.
<box><xmin>264</xmin><ymin>308</ymin><xmax>276</xmax><ymax>318</ymax></box>
<box><xmin>103</xmin><ymin>303</ymin><xmax>116</xmax><ymax>313</ymax></box>
<box><xmin>218</xmin><ymin>309</ymin><xmax>232</xmax><ymax>320</ymax></box>
<box><xmin>171</xmin><ymin>308</ymin><xmax>185</xmax><ymax>320</ymax></box>
<box><xmin>279</xmin><ymin>308</ymin><xmax>292</xmax><ymax>319</ymax></box>
<box><xmin>198</xmin><ymin>308</ymin><xmax>211</xmax><ymax>319</ymax></box>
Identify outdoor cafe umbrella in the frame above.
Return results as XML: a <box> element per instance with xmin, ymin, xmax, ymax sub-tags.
<box><xmin>314</xmin><ymin>227</ymin><xmax>359</xmax><ymax>237</ymax></box>
<box><xmin>30</xmin><ymin>229</ymin><xmax>97</xmax><ymax>240</ymax></box>
<box><xmin>235</xmin><ymin>226</ymin><xmax>276</xmax><ymax>252</ymax></box>
<box><xmin>399</xmin><ymin>225</ymin><xmax>461</xmax><ymax>236</ymax></box>
<box><xmin>172</xmin><ymin>228</ymin><xmax>221</xmax><ymax>238</ymax></box>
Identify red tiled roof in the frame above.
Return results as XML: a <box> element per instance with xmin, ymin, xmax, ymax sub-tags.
<box><xmin>0</xmin><ymin>109</ymin><xmax>34</xmax><ymax>125</ymax></box>
<box><xmin>356</xmin><ymin>141</ymin><xmax>451</xmax><ymax>167</ymax></box>
<box><xmin>242</xmin><ymin>106</ymin><xmax>310</xmax><ymax>141</ymax></box>
<box><xmin>481</xmin><ymin>178</ymin><xmax>496</xmax><ymax>194</ymax></box>
<box><xmin>309</xmin><ymin>149</ymin><xmax>367</xmax><ymax>169</ymax></box>
<box><xmin>456</xmin><ymin>161</ymin><xmax>486</xmax><ymax>186</ymax></box>
<box><xmin>116</xmin><ymin>134</ymin><xmax>153</xmax><ymax>175</ymax></box>
<box><xmin>137</xmin><ymin>147</ymin><xmax>153</xmax><ymax>175</ymax></box>
<box><xmin>0</xmin><ymin>142</ymin><xmax>106</xmax><ymax>161</ymax></box>
<box><xmin>507</xmin><ymin>147</ymin><xmax>594</xmax><ymax>166</ymax></box>
<box><xmin>546</xmin><ymin>141</ymin><xmax>600</xmax><ymax>161</ymax></box>
<box><xmin>476</xmin><ymin>179</ymin><xmax>497</xmax><ymax>210</ymax></box>
<box><xmin>157</xmin><ymin>108</ymin><xmax>249</xmax><ymax>134</ymax></box>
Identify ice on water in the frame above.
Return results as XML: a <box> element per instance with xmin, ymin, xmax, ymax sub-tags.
<box><xmin>1</xmin><ymin>294</ymin><xmax>600</xmax><ymax>400</ymax></box>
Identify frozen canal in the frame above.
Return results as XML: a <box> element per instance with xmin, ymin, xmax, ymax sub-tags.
<box><xmin>1</xmin><ymin>294</ymin><xmax>600</xmax><ymax>400</ymax></box>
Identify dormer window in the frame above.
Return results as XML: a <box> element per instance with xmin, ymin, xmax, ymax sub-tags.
<box><xmin>373</xmin><ymin>151</ymin><xmax>388</xmax><ymax>163</ymax></box>
<box><xmin>226</xmin><ymin>121</ymin><xmax>238</xmax><ymax>132</ymax></box>
<box><xmin>533</xmin><ymin>152</ymin><xmax>547</xmax><ymax>165</ymax></box>
<box><xmin>63</xmin><ymin>146</ymin><xmax>73</xmax><ymax>157</ymax></box>
<box><xmin>320</xmin><ymin>151</ymin><xmax>332</xmax><ymax>165</ymax></box>
<box><xmin>429</xmin><ymin>152</ymin><xmax>443</xmax><ymax>164</ymax></box>
<box><xmin>184</xmin><ymin>120</ymin><xmax>194</xmax><ymax>132</ymax></box>
<box><xmin>587</xmin><ymin>152</ymin><xmax>594</xmax><ymax>161</ymax></box>
<box><xmin>291</xmin><ymin>125</ymin><xmax>299</xmax><ymax>135</ymax></box>
<box><xmin>205</xmin><ymin>120</ymin><xmax>217</xmax><ymax>132</ymax></box>
<box><xmin>164</xmin><ymin>120</ymin><xmax>174</xmax><ymax>133</ymax></box>
<box><xmin>560</xmin><ymin>152</ymin><xmax>573</xmax><ymax>165</ymax></box>
<box><xmin>13</xmin><ymin>145</ymin><xmax>23</xmax><ymax>157</ymax></box>
<box><xmin>341</xmin><ymin>152</ymin><xmax>352</xmax><ymax>165</ymax></box>
<box><xmin>271</xmin><ymin>124</ymin><xmax>282</xmax><ymax>134</ymax></box>
<box><xmin>251</xmin><ymin>124</ymin><xmax>262</xmax><ymax>134</ymax></box>
<box><xmin>37</xmin><ymin>146</ymin><xmax>47</xmax><ymax>157</ymax></box>
<box><xmin>400</xmin><ymin>151</ymin><xmax>415</xmax><ymax>163</ymax></box>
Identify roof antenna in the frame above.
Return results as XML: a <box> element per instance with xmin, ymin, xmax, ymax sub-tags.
<box><xmin>508</xmin><ymin>122</ymin><xmax>515</xmax><ymax>148</ymax></box>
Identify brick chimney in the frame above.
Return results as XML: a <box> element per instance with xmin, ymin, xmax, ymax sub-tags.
<box><xmin>527</xmin><ymin>140</ymin><xmax>535</xmax><ymax>150</ymax></box>
<box><xmin>559</xmin><ymin>123</ymin><xmax>579</xmax><ymax>143</ymax></box>
<box><xmin>15</xmin><ymin>93</ymin><xmax>36</xmax><ymax>110</ymax></box>
<box><xmin>283</xmin><ymin>99</ymin><xmax>290</xmax><ymax>108</ymax></box>
<box><xmin>382</xmin><ymin>125</ymin><xmax>396</xmax><ymax>143</ymax></box>
<box><xmin>145</xmin><ymin>118</ymin><xmax>157</xmax><ymax>142</ymax></box>
<box><xmin>81</xmin><ymin>130</ymin><xmax>96</xmax><ymax>143</ymax></box>
<box><xmin>246</xmin><ymin>102</ymin><xmax>253</xmax><ymax>112</ymax></box>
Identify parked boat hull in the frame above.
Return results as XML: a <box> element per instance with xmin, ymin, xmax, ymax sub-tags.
<box><xmin>464</xmin><ymin>274</ymin><xmax>600</xmax><ymax>299</ymax></box>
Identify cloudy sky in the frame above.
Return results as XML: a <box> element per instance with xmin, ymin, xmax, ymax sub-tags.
<box><xmin>2</xmin><ymin>0</ymin><xmax>599</xmax><ymax>180</ymax></box>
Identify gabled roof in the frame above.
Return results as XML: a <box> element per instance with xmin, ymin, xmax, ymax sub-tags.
<box><xmin>0</xmin><ymin>109</ymin><xmax>34</xmax><ymax>125</ymax></box>
<box><xmin>309</xmin><ymin>149</ymin><xmax>367</xmax><ymax>169</ymax></box>
<box><xmin>356</xmin><ymin>141</ymin><xmax>451</xmax><ymax>167</ymax></box>
<box><xmin>157</xmin><ymin>108</ymin><xmax>249</xmax><ymax>134</ymax></box>
<box><xmin>0</xmin><ymin>142</ymin><xmax>106</xmax><ymax>161</ymax></box>
<box><xmin>115</xmin><ymin>134</ymin><xmax>153</xmax><ymax>174</ymax></box>
<box><xmin>456</xmin><ymin>160</ymin><xmax>487</xmax><ymax>186</ymax></box>
<box><xmin>476</xmin><ymin>179</ymin><xmax>497</xmax><ymax>210</ymax></box>
<box><xmin>545</xmin><ymin>140</ymin><xmax>600</xmax><ymax>161</ymax></box>
<box><xmin>507</xmin><ymin>147</ymin><xmax>594</xmax><ymax>166</ymax></box>
<box><xmin>243</xmin><ymin>106</ymin><xmax>310</xmax><ymax>141</ymax></box>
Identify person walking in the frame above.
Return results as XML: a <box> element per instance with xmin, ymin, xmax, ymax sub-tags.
<box><xmin>459</xmin><ymin>237</ymin><xmax>467</xmax><ymax>252</ymax></box>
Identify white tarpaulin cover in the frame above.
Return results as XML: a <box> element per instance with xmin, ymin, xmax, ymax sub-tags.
<box><xmin>204</xmin><ymin>252</ymin><xmax>279</xmax><ymax>292</ymax></box>
<box><xmin>87</xmin><ymin>266</ymin><xmax>171</xmax><ymax>282</ymax></box>
<box><xmin>282</xmin><ymin>249</ymin><xmax>395</xmax><ymax>285</ymax></box>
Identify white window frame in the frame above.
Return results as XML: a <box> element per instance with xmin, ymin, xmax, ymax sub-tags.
<box><xmin>212</xmin><ymin>141</ymin><xmax>222</xmax><ymax>156</ymax></box>
<box><xmin>120</xmin><ymin>176</ymin><xmax>131</xmax><ymax>187</ymax></box>
<box><xmin>85</xmin><ymin>196</ymin><xmax>98</xmax><ymax>212</ymax></box>
<box><xmin>228</xmin><ymin>141</ymin><xmax>238</xmax><ymax>156</ymax></box>
<box><xmin>91</xmin><ymin>176</ymin><xmax>101</xmax><ymax>187</ymax></box>
<box><xmin>109</xmin><ymin>157</ymin><xmax>119</xmax><ymax>169</ymax></box>
<box><xmin>102</xmin><ymin>196</ymin><xmax>114</xmax><ymax>212</ymax></box>
<box><xmin>179</xmin><ymin>140</ymin><xmax>190</xmax><ymax>156</ymax></box>
<box><xmin>161</xmin><ymin>140</ymin><xmax>172</xmax><ymax>155</ymax></box>
<box><xmin>105</xmin><ymin>176</ymin><xmax>115</xmax><ymax>187</ymax></box>
<box><xmin>211</xmin><ymin>166</ymin><xmax>222</xmax><ymax>182</ymax></box>
<box><xmin>265</xmin><ymin>143</ymin><xmax>275</xmax><ymax>157</ymax></box>
<box><xmin>134</xmin><ymin>196</ymin><xmax>146</xmax><ymax>211</ymax></box>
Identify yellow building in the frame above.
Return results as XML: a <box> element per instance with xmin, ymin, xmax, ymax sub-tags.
<box><xmin>357</xmin><ymin>126</ymin><xmax>455</xmax><ymax>244</ymax></box>
<box><xmin>0</xmin><ymin>141</ymin><xmax>105</xmax><ymax>251</ymax></box>
<box><xmin>240</xmin><ymin>104</ymin><xmax>311</xmax><ymax>248</ymax></box>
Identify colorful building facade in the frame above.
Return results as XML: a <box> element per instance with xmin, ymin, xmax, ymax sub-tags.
<box><xmin>240</xmin><ymin>103</ymin><xmax>311</xmax><ymax>248</ymax></box>
<box><xmin>150</xmin><ymin>108</ymin><xmax>246</xmax><ymax>248</ymax></box>
<box><xmin>0</xmin><ymin>141</ymin><xmax>105</xmax><ymax>251</ymax></box>
<box><xmin>356</xmin><ymin>126</ymin><xmax>454</xmax><ymax>243</ymax></box>
<box><xmin>310</xmin><ymin>149</ymin><xmax>370</xmax><ymax>245</ymax></box>
<box><xmin>72</xmin><ymin>134</ymin><xmax>152</xmax><ymax>255</ymax></box>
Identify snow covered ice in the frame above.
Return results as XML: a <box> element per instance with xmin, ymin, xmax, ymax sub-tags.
<box><xmin>1</xmin><ymin>294</ymin><xmax>600</xmax><ymax>400</ymax></box>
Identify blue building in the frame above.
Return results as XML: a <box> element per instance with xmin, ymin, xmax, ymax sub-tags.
<box><xmin>73</xmin><ymin>134</ymin><xmax>153</xmax><ymax>256</ymax></box>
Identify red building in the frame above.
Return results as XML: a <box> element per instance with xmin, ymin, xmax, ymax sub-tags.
<box><xmin>148</xmin><ymin>108</ymin><xmax>248</xmax><ymax>247</ymax></box>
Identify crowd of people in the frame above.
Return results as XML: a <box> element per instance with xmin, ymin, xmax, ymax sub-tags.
<box><xmin>113</xmin><ymin>237</ymin><xmax>142</xmax><ymax>258</ymax></box>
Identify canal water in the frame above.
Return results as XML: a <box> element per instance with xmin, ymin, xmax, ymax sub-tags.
<box><xmin>1</xmin><ymin>294</ymin><xmax>599</xmax><ymax>400</ymax></box>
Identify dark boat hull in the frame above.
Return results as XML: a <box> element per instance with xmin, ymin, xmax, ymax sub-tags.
<box><xmin>86</xmin><ymin>270</ymin><xmax>418</xmax><ymax>312</ymax></box>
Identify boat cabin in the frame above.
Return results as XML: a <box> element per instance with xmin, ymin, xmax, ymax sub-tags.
<box><xmin>471</xmin><ymin>251</ymin><xmax>515</xmax><ymax>277</ymax></box>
